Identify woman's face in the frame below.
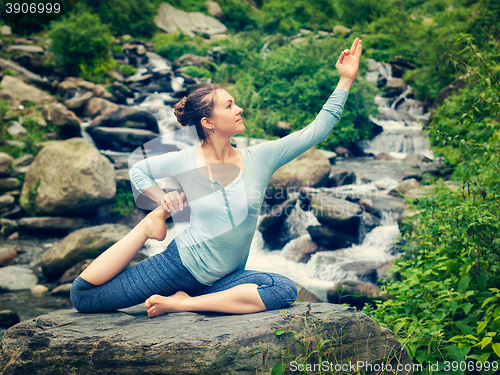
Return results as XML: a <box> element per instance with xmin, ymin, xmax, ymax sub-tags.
<box><xmin>206</xmin><ymin>90</ymin><xmax>245</xmax><ymax>138</ymax></box>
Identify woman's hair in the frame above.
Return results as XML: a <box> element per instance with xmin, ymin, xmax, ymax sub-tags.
<box><xmin>174</xmin><ymin>84</ymin><xmax>224</xmax><ymax>145</ymax></box>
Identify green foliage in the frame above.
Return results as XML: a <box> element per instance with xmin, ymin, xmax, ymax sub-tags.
<box><xmin>0</xmin><ymin>98</ymin><xmax>11</xmax><ymax>145</ymax></box>
<box><xmin>3</xmin><ymin>68</ymin><xmax>17</xmax><ymax>77</ymax></box>
<box><xmin>82</xmin><ymin>0</ymin><xmax>157</xmax><ymax>38</ymax></box>
<box><xmin>153</xmin><ymin>31</ymin><xmax>207</xmax><ymax>61</ymax></box>
<box><xmin>213</xmin><ymin>34</ymin><xmax>377</xmax><ymax>149</ymax></box>
<box><xmin>182</xmin><ymin>65</ymin><xmax>212</xmax><ymax>79</ymax></box>
<box><xmin>363</xmin><ymin>34</ymin><xmax>500</xmax><ymax>373</ymax></box>
<box><xmin>118</xmin><ymin>64</ymin><xmax>139</xmax><ymax>77</ymax></box>
<box><xmin>48</xmin><ymin>10</ymin><xmax>114</xmax><ymax>80</ymax></box>
<box><xmin>109</xmin><ymin>188</ymin><xmax>135</xmax><ymax>218</ymax></box>
<box><xmin>21</xmin><ymin>115</ymin><xmax>49</xmax><ymax>157</ymax></box>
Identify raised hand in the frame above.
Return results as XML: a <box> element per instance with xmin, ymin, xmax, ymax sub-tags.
<box><xmin>335</xmin><ymin>38</ymin><xmax>362</xmax><ymax>81</ymax></box>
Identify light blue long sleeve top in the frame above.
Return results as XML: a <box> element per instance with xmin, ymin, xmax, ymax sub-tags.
<box><xmin>129</xmin><ymin>89</ymin><xmax>349</xmax><ymax>285</ymax></box>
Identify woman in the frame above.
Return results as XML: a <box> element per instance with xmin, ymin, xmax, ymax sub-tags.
<box><xmin>70</xmin><ymin>38</ymin><xmax>362</xmax><ymax>317</ymax></box>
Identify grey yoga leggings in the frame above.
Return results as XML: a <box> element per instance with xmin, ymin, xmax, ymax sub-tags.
<box><xmin>70</xmin><ymin>239</ymin><xmax>297</xmax><ymax>313</ymax></box>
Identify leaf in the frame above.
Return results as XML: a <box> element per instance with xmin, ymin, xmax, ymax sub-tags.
<box><xmin>458</xmin><ymin>275</ymin><xmax>471</xmax><ymax>293</ymax></box>
<box><xmin>477</xmin><ymin>322</ymin><xmax>487</xmax><ymax>335</ymax></box>
<box><xmin>274</xmin><ymin>329</ymin><xmax>286</xmax><ymax>336</ymax></box>
<box><xmin>492</xmin><ymin>343</ymin><xmax>500</xmax><ymax>358</ymax></box>
<box><xmin>271</xmin><ymin>362</ymin><xmax>287</xmax><ymax>375</ymax></box>
<box><xmin>480</xmin><ymin>336</ymin><xmax>492</xmax><ymax>349</ymax></box>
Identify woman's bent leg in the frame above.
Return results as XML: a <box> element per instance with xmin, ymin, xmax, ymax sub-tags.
<box><xmin>70</xmin><ymin>239</ymin><xmax>204</xmax><ymax>313</ymax></box>
<box><xmin>144</xmin><ymin>270</ymin><xmax>297</xmax><ymax>317</ymax></box>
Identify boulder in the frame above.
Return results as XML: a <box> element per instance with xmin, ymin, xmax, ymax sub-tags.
<box><xmin>0</xmin><ymin>303</ymin><xmax>412</xmax><ymax>374</ymax></box>
<box><xmin>19</xmin><ymin>138</ymin><xmax>116</xmax><ymax>216</ymax></box>
<box><xmin>301</xmin><ymin>188</ymin><xmax>363</xmax><ymax>237</ymax></box>
<box><xmin>83</xmin><ymin>97</ymin><xmax>120</xmax><ymax>118</ymax></box>
<box><xmin>64</xmin><ymin>91</ymin><xmax>94</xmax><ymax>112</ymax></box>
<box><xmin>333</xmin><ymin>25</ymin><xmax>351</xmax><ymax>38</ymax></box>
<box><xmin>206</xmin><ymin>0</ymin><xmax>224</xmax><ymax>18</ymax></box>
<box><xmin>0</xmin><ymin>246</ymin><xmax>17</xmax><ymax>267</ymax></box>
<box><xmin>327</xmin><ymin>166</ymin><xmax>356</xmax><ymax>187</ymax></box>
<box><xmin>327</xmin><ymin>280</ymin><xmax>392</xmax><ymax>309</ymax></box>
<box><xmin>281</xmin><ymin>235</ymin><xmax>322</xmax><ymax>263</ymax></box>
<box><xmin>374</xmin><ymin>152</ymin><xmax>396</xmax><ymax>160</ymax></box>
<box><xmin>58</xmin><ymin>259</ymin><xmax>94</xmax><ymax>284</ymax></box>
<box><xmin>173</xmin><ymin>54</ymin><xmax>215</xmax><ymax>70</ymax></box>
<box><xmin>0</xmin><ymin>177</ymin><xmax>21</xmax><ymax>193</ymax></box>
<box><xmin>41</xmin><ymin>224</ymin><xmax>130</xmax><ymax>280</ymax></box>
<box><xmin>266</xmin><ymin>147</ymin><xmax>331</xmax><ymax>206</ymax></box>
<box><xmin>0</xmin><ymin>195</ymin><xmax>15</xmax><ymax>215</ymax></box>
<box><xmin>0</xmin><ymin>75</ymin><xmax>56</xmax><ymax>108</ymax></box>
<box><xmin>258</xmin><ymin>197</ymin><xmax>299</xmax><ymax>248</ymax></box>
<box><xmin>0</xmin><ymin>265</ymin><xmax>38</xmax><ymax>291</ymax></box>
<box><xmin>0</xmin><ymin>310</ymin><xmax>20</xmax><ymax>328</ymax></box>
<box><xmin>88</xmin><ymin>106</ymin><xmax>159</xmax><ymax>134</ymax></box>
<box><xmin>295</xmin><ymin>285</ymin><xmax>322</xmax><ymax>302</ymax></box>
<box><xmin>403</xmin><ymin>153</ymin><xmax>432</xmax><ymax>167</ymax></box>
<box><xmin>50</xmin><ymin>283</ymin><xmax>73</xmax><ymax>296</ymax></box>
<box><xmin>7</xmin><ymin>121</ymin><xmax>26</xmax><ymax>137</ymax></box>
<box><xmin>0</xmin><ymin>153</ymin><xmax>13</xmax><ymax>177</ymax></box>
<box><xmin>154</xmin><ymin>3</ymin><xmax>228</xmax><ymax>38</ymax></box>
<box><xmin>42</xmin><ymin>102</ymin><xmax>82</xmax><ymax>139</ymax></box>
<box><xmin>307</xmin><ymin>224</ymin><xmax>355</xmax><ymax>250</ymax></box>
<box><xmin>16</xmin><ymin>217</ymin><xmax>90</xmax><ymax>234</ymax></box>
<box><xmin>388</xmin><ymin>178</ymin><xmax>420</xmax><ymax>197</ymax></box>
<box><xmin>0</xmin><ymin>58</ymin><xmax>52</xmax><ymax>91</ymax></box>
<box><xmin>88</xmin><ymin>127</ymin><xmax>160</xmax><ymax>152</ymax></box>
<box><xmin>383</xmin><ymin>78</ymin><xmax>407</xmax><ymax>97</ymax></box>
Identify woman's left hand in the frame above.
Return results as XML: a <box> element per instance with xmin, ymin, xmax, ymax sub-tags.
<box><xmin>335</xmin><ymin>38</ymin><xmax>362</xmax><ymax>81</ymax></box>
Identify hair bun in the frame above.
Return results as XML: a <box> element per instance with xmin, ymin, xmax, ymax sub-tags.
<box><xmin>174</xmin><ymin>97</ymin><xmax>189</xmax><ymax>126</ymax></box>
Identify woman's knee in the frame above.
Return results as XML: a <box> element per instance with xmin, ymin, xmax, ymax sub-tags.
<box><xmin>258</xmin><ymin>273</ymin><xmax>297</xmax><ymax>310</ymax></box>
<box><xmin>70</xmin><ymin>277</ymin><xmax>95</xmax><ymax>313</ymax></box>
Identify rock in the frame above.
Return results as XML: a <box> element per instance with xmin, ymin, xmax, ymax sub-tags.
<box><xmin>281</xmin><ymin>236</ymin><xmax>321</xmax><ymax>263</ymax></box>
<box><xmin>107</xmin><ymin>70</ymin><xmax>125</xmax><ymax>82</ymax></box>
<box><xmin>327</xmin><ymin>280</ymin><xmax>391</xmax><ymax>309</ymax></box>
<box><xmin>115</xmin><ymin>169</ymin><xmax>131</xmax><ymax>191</ymax></box>
<box><xmin>154</xmin><ymin>3</ymin><xmax>228</xmax><ymax>38</ymax></box>
<box><xmin>7</xmin><ymin>121</ymin><xmax>26</xmax><ymax>137</ymax></box>
<box><xmin>307</xmin><ymin>224</ymin><xmax>355</xmax><ymax>250</ymax></box>
<box><xmin>93</xmin><ymin>84</ymin><xmax>117</xmax><ymax>102</ymax></box>
<box><xmin>301</xmin><ymin>188</ymin><xmax>363</xmax><ymax>238</ymax></box>
<box><xmin>296</xmin><ymin>285</ymin><xmax>322</xmax><ymax>302</ymax></box>
<box><xmin>19</xmin><ymin>138</ymin><xmax>116</xmax><ymax>216</ymax></box>
<box><xmin>274</xmin><ymin>121</ymin><xmax>290</xmax><ymax>137</ymax></box>
<box><xmin>173</xmin><ymin>54</ymin><xmax>215</xmax><ymax>70</ymax></box>
<box><xmin>0</xmin><ymin>58</ymin><xmax>52</xmax><ymax>91</ymax></box>
<box><xmin>266</xmin><ymin>147</ymin><xmax>330</xmax><ymax>205</ymax></box>
<box><xmin>88</xmin><ymin>106</ymin><xmax>159</xmax><ymax>133</ymax></box>
<box><xmin>317</xmin><ymin>149</ymin><xmax>336</xmax><ymax>163</ymax></box>
<box><xmin>206</xmin><ymin>0</ymin><xmax>223</xmax><ymax>18</ymax></box>
<box><xmin>359</xmin><ymin>212</ymin><xmax>381</xmax><ymax>242</ymax></box>
<box><xmin>30</xmin><ymin>284</ymin><xmax>49</xmax><ymax>295</ymax></box>
<box><xmin>0</xmin><ymin>246</ymin><xmax>17</xmax><ymax>267</ymax></box>
<box><xmin>328</xmin><ymin>166</ymin><xmax>356</xmax><ymax>187</ymax></box>
<box><xmin>64</xmin><ymin>91</ymin><xmax>94</xmax><ymax>112</ymax></box>
<box><xmin>403</xmin><ymin>153</ymin><xmax>432</xmax><ymax>167</ymax></box>
<box><xmin>388</xmin><ymin>178</ymin><xmax>420</xmax><ymax>197</ymax></box>
<box><xmin>374</xmin><ymin>152</ymin><xmax>396</xmax><ymax>160</ymax></box>
<box><xmin>6</xmin><ymin>45</ymin><xmax>44</xmax><ymax>54</ymax></box>
<box><xmin>434</xmin><ymin>75</ymin><xmax>469</xmax><ymax>107</ymax></box>
<box><xmin>42</xmin><ymin>103</ymin><xmax>82</xmax><ymax>139</ymax></box>
<box><xmin>0</xmin><ymin>75</ymin><xmax>56</xmax><ymax>108</ymax></box>
<box><xmin>16</xmin><ymin>217</ymin><xmax>90</xmax><ymax>234</ymax></box>
<box><xmin>258</xmin><ymin>197</ymin><xmax>298</xmax><ymax>248</ymax></box>
<box><xmin>50</xmin><ymin>283</ymin><xmax>73</xmax><ymax>296</ymax></box>
<box><xmin>83</xmin><ymin>97</ymin><xmax>120</xmax><ymax>118</ymax></box>
<box><xmin>0</xmin><ymin>153</ymin><xmax>13</xmax><ymax>177</ymax></box>
<box><xmin>58</xmin><ymin>259</ymin><xmax>94</xmax><ymax>284</ymax></box>
<box><xmin>88</xmin><ymin>127</ymin><xmax>160</xmax><ymax>152</ymax></box>
<box><xmin>333</xmin><ymin>25</ymin><xmax>351</xmax><ymax>38</ymax></box>
<box><xmin>0</xmin><ymin>25</ymin><xmax>11</xmax><ymax>36</ymax></box>
<box><xmin>41</xmin><ymin>224</ymin><xmax>130</xmax><ymax>280</ymax></box>
<box><xmin>0</xmin><ymin>310</ymin><xmax>19</xmax><ymax>328</ymax></box>
<box><xmin>334</xmin><ymin>146</ymin><xmax>350</xmax><ymax>157</ymax></box>
<box><xmin>0</xmin><ymin>265</ymin><xmax>38</xmax><ymax>291</ymax></box>
<box><xmin>0</xmin><ymin>303</ymin><xmax>412</xmax><ymax>374</ymax></box>
<box><xmin>383</xmin><ymin>78</ymin><xmax>407</xmax><ymax>97</ymax></box>
<box><xmin>0</xmin><ymin>195</ymin><xmax>15</xmax><ymax>215</ymax></box>
<box><xmin>0</xmin><ymin>178</ymin><xmax>21</xmax><ymax>193</ymax></box>
<box><xmin>7</xmin><ymin>232</ymin><xmax>18</xmax><ymax>240</ymax></box>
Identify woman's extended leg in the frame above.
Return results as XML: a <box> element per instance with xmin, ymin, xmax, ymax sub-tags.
<box><xmin>144</xmin><ymin>271</ymin><xmax>297</xmax><ymax>317</ymax></box>
<box><xmin>70</xmin><ymin>208</ymin><xmax>206</xmax><ymax>313</ymax></box>
<box><xmin>79</xmin><ymin>207</ymin><xmax>168</xmax><ymax>286</ymax></box>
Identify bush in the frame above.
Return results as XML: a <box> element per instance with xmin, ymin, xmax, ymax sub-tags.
<box><xmin>48</xmin><ymin>10</ymin><xmax>114</xmax><ymax>80</ymax></box>
<box><xmin>82</xmin><ymin>0</ymin><xmax>157</xmax><ymax>38</ymax></box>
<box><xmin>153</xmin><ymin>31</ymin><xmax>207</xmax><ymax>61</ymax></box>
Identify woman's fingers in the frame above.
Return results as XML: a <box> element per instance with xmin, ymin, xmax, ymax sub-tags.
<box><xmin>355</xmin><ymin>40</ymin><xmax>362</xmax><ymax>58</ymax></box>
<box><xmin>350</xmin><ymin>38</ymin><xmax>359</xmax><ymax>55</ymax></box>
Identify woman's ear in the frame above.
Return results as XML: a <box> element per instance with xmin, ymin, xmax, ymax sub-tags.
<box><xmin>200</xmin><ymin>117</ymin><xmax>212</xmax><ymax>131</ymax></box>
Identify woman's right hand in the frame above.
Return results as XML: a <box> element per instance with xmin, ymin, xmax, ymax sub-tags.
<box><xmin>158</xmin><ymin>191</ymin><xmax>188</xmax><ymax>214</ymax></box>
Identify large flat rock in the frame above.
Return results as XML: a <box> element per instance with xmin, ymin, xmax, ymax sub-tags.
<box><xmin>0</xmin><ymin>303</ymin><xmax>412</xmax><ymax>374</ymax></box>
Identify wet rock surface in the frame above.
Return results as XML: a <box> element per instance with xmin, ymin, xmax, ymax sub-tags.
<box><xmin>0</xmin><ymin>303</ymin><xmax>412</xmax><ymax>375</ymax></box>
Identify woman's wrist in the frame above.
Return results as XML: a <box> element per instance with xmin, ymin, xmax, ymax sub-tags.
<box><xmin>336</xmin><ymin>76</ymin><xmax>355</xmax><ymax>93</ymax></box>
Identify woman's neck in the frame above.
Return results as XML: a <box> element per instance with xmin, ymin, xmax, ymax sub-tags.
<box><xmin>201</xmin><ymin>138</ymin><xmax>235</xmax><ymax>163</ymax></box>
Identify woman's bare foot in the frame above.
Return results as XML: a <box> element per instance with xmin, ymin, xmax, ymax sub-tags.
<box><xmin>144</xmin><ymin>291</ymin><xmax>191</xmax><ymax>317</ymax></box>
<box><xmin>140</xmin><ymin>208</ymin><xmax>168</xmax><ymax>241</ymax></box>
